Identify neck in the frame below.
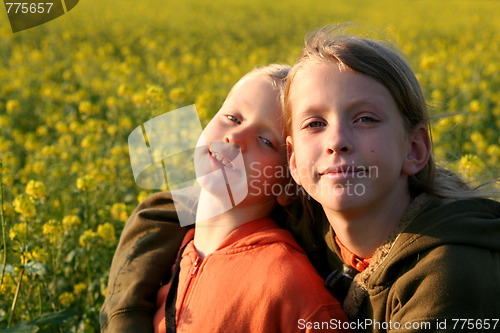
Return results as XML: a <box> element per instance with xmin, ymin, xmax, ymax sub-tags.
<box><xmin>324</xmin><ymin>187</ymin><xmax>411</xmax><ymax>259</ymax></box>
<box><xmin>193</xmin><ymin>189</ymin><xmax>275</xmax><ymax>258</ymax></box>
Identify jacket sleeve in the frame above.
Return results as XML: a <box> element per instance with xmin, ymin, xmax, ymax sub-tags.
<box><xmin>100</xmin><ymin>190</ymin><xmax>196</xmax><ymax>332</ymax></box>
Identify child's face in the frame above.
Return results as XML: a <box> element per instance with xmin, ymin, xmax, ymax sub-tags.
<box><xmin>195</xmin><ymin>75</ymin><xmax>287</xmax><ymax>207</ymax></box>
<box><xmin>287</xmin><ymin>62</ymin><xmax>413</xmax><ymax>215</ymax></box>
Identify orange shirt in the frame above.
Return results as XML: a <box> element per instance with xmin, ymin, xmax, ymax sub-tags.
<box><xmin>154</xmin><ymin>218</ymin><xmax>351</xmax><ymax>332</ymax></box>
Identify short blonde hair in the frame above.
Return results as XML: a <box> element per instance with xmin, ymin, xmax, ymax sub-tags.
<box><xmin>227</xmin><ymin>64</ymin><xmax>291</xmax><ymax>99</ymax></box>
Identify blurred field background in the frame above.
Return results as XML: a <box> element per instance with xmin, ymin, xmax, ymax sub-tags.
<box><xmin>1</xmin><ymin>0</ymin><xmax>499</xmax><ymax>331</ymax></box>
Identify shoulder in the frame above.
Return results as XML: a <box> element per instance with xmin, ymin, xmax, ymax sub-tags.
<box><xmin>411</xmin><ymin>196</ymin><xmax>500</xmax><ymax>228</ymax></box>
<box><xmin>386</xmin><ymin>196</ymin><xmax>500</xmax><ymax>267</ymax></box>
<box><xmin>367</xmin><ymin>197</ymin><xmax>500</xmax><ymax>321</ymax></box>
<box><xmin>134</xmin><ymin>187</ymin><xmax>199</xmax><ymax>221</ymax></box>
<box><xmin>387</xmin><ymin>243</ymin><xmax>500</xmax><ymax>322</ymax></box>
<box><xmin>258</xmin><ymin>240</ymin><xmax>340</xmax><ymax>304</ymax></box>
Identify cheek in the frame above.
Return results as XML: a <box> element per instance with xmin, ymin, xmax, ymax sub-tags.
<box><xmin>202</xmin><ymin>121</ymin><xmax>223</xmax><ymax>142</ymax></box>
<box><xmin>294</xmin><ymin>140</ymin><xmax>316</xmax><ymax>166</ymax></box>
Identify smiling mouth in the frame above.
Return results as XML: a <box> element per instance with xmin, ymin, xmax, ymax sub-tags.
<box><xmin>209</xmin><ymin>150</ymin><xmax>237</xmax><ymax>171</ymax></box>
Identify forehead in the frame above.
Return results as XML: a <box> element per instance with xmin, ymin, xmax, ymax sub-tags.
<box><xmin>223</xmin><ymin>75</ymin><xmax>283</xmax><ymax>121</ymax></box>
<box><xmin>289</xmin><ymin>62</ymin><xmax>396</xmax><ymax>113</ymax></box>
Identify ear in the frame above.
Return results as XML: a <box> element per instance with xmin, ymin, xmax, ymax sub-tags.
<box><xmin>403</xmin><ymin>124</ymin><xmax>431</xmax><ymax>176</ymax></box>
<box><xmin>286</xmin><ymin>136</ymin><xmax>302</xmax><ymax>186</ymax></box>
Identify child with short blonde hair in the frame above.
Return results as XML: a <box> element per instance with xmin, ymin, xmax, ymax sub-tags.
<box><xmin>151</xmin><ymin>64</ymin><xmax>351</xmax><ymax>332</ymax></box>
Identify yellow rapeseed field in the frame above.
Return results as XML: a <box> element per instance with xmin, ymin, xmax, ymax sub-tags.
<box><xmin>1</xmin><ymin>0</ymin><xmax>499</xmax><ymax>330</ymax></box>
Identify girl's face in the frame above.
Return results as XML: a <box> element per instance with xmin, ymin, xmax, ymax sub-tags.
<box><xmin>287</xmin><ymin>62</ymin><xmax>414</xmax><ymax>215</ymax></box>
<box><xmin>195</xmin><ymin>75</ymin><xmax>287</xmax><ymax>207</ymax></box>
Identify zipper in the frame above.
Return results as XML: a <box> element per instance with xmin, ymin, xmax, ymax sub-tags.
<box><xmin>177</xmin><ymin>255</ymin><xmax>203</xmax><ymax>325</ymax></box>
<box><xmin>191</xmin><ymin>257</ymin><xmax>202</xmax><ymax>276</ymax></box>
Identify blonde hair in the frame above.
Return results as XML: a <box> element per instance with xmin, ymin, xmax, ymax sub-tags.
<box><xmin>284</xmin><ymin>24</ymin><xmax>481</xmax><ymax>199</ymax></box>
<box><xmin>227</xmin><ymin>64</ymin><xmax>291</xmax><ymax>100</ymax></box>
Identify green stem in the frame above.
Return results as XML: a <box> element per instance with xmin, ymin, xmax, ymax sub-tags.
<box><xmin>38</xmin><ymin>277</ymin><xmax>43</xmax><ymax>317</ymax></box>
<box><xmin>51</xmin><ymin>239</ymin><xmax>59</xmax><ymax>309</ymax></box>
<box><xmin>0</xmin><ymin>161</ymin><xmax>7</xmax><ymax>287</ymax></box>
<box><xmin>7</xmin><ymin>266</ymin><xmax>24</xmax><ymax>327</ymax></box>
<box><xmin>86</xmin><ymin>252</ymin><xmax>94</xmax><ymax>304</ymax></box>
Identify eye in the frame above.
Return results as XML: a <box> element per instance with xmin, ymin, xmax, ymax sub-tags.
<box><xmin>355</xmin><ymin>115</ymin><xmax>379</xmax><ymax>123</ymax></box>
<box><xmin>226</xmin><ymin>115</ymin><xmax>241</xmax><ymax>124</ymax></box>
<box><xmin>305</xmin><ymin>121</ymin><xmax>326</xmax><ymax>128</ymax></box>
<box><xmin>260</xmin><ymin>137</ymin><xmax>276</xmax><ymax>149</ymax></box>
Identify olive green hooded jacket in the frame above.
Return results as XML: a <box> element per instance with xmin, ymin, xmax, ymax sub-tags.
<box><xmin>100</xmin><ymin>192</ymin><xmax>500</xmax><ymax>332</ymax></box>
<box><xmin>331</xmin><ymin>194</ymin><xmax>500</xmax><ymax>332</ymax></box>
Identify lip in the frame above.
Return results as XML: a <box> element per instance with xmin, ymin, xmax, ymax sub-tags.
<box><xmin>319</xmin><ymin>165</ymin><xmax>367</xmax><ymax>178</ymax></box>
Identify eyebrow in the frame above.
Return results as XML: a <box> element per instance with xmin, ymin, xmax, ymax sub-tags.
<box><xmin>296</xmin><ymin>96</ymin><xmax>385</xmax><ymax>117</ymax></box>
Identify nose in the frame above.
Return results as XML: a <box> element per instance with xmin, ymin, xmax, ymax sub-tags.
<box><xmin>224</xmin><ymin>131</ymin><xmax>245</xmax><ymax>153</ymax></box>
<box><xmin>325</xmin><ymin>122</ymin><xmax>351</xmax><ymax>155</ymax></box>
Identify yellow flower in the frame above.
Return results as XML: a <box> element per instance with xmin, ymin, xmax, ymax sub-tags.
<box><xmin>436</xmin><ymin>117</ymin><xmax>453</xmax><ymax>133</ymax></box>
<box><xmin>76</xmin><ymin>175</ymin><xmax>96</xmax><ymax>191</ymax></box>
<box><xmin>55</xmin><ymin>121</ymin><xmax>69</xmax><ymax>134</ymax></box>
<box><xmin>470</xmin><ymin>131</ymin><xmax>488</xmax><ymax>151</ymax></box>
<box><xmin>24</xmin><ymin>134</ymin><xmax>41</xmax><ymax>152</ymax></box>
<box><xmin>79</xmin><ymin>229</ymin><xmax>99</xmax><ymax>248</ymax></box>
<box><xmin>97</xmin><ymin>222</ymin><xmax>117</xmax><ymax>244</ymax></box>
<box><xmin>145</xmin><ymin>85</ymin><xmax>165</xmax><ymax>104</ymax></box>
<box><xmin>431</xmin><ymin>89</ymin><xmax>443</xmax><ymax>102</ymax></box>
<box><xmin>454</xmin><ymin>154</ymin><xmax>485</xmax><ymax>184</ymax></box>
<box><xmin>26</xmin><ymin>247</ymin><xmax>49</xmax><ymax>264</ymax></box>
<box><xmin>62</xmin><ymin>214</ymin><xmax>82</xmax><ymax>228</ymax></box>
<box><xmin>58</xmin><ymin>134</ymin><xmax>73</xmax><ymax>147</ymax></box>
<box><xmin>420</xmin><ymin>54</ymin><xmax>438</xmax><ymax>70</ymax></box>
<box><xmin>26</xmin><ymin>180</ymin><xmax>46</xmax><ymax>200</ymax></box>
<box><xmin>12</xmin><ymin>194</ymin><xmax>36</xmax><ymax>218</ymax></box>
<box><xmin>137</xmin><ymin>191</ymin><xmax>149</xmax><ymax>203</ymax></box>
<box><xmin>486</xmin><ymin>145</ymin><xmax>500</xmax><ymax>165</ymax></box>
<box><xmin>36</xmin><ymin>126</ymin><xmax>49</xmax><ymax>137</ymax></box>
<box><xmin>169</xmin><ymin>87</ymin><xmax>186</xmax><ymax>104</ymax></box>
<box><xmin>79</xmin><ymin>101</ymin><xmax>94</xmax><ymax>115</ymax></box>
<box><xmin>111</xmin><ymin>203</ymin><xmax>128</xmax><ymax>222</ymax></box>
<box><xmin>9</xmin><ymin>222</ymin><xmax>28</xmax><ymax>242</ymax></box>
<box><xmin>74</xmin><ymin>282</ymin><xmax>87</xmax><ymax>297</ymax></box>
<box><xmin>0</xmin><ymin>137</ymin><xmax>11</xmax><ymax>153</ymax></box>
<box><xmin>118</xmin><ymin>117</ymin><xmax>133</xmax><ymax>131</ymax></box>
<box><xmin>0</xmin><ymin>115</ymin><xmax>10</xmax><ymax>127</ymax></box>
<box><xmin>132</xmin><ymin>92</ymin><xmax>146</xmax><ymax>105</ymax></box>
<box><xmin>111</xmin><ymin>145</ymin><xmax>127</xmax><ymax>156</ymax></box>
<box><xmin>107</xmin><ymin>124</ymin><xmax>118</xmax><ymax>136</ymax></box>
<box><xmin>106</xmin><ymin>96</ymin><xmax>117</xmax><ymax>109</ymax></box>
<box><xmin>117</xmin><ymin>84</ymin><xmax>129</xmax><ymax>97</ymax></box>
<box><xmin>58</xmin><ymin>292</ymin><xmax>75</xmax><ymax>307</ymax></box>
<box><xmin>469</xmin><ymin>99</ymin><xmax>482</xmax><ymax>113</ymax></box>
<box><xmin>0</xmin><ymin>275</ymin><xmax>16</xmax><ymax>295</ymax></box>
<box><xmin>81</xmin><ymin>134</ymin><xmax>97</xmax><ymax>150</ymax></box>
<box><xmin>43</xmin><ymin>219</ymin><xmax>63</xmax><ymax>244</ymax></box>
<box><xmin>6</xmin><ymin>99</ymin><xmax>20</xmax><ymax>113</ymax></box>
<box><xmin>41</xmin><ymin>145</ymin><xmax>60</xmax><ymax>156</ymax></box>
<box><xmin>32</xmin><ymin>161</ymin><xmax>45</xmax><ymax>175</ymax></box>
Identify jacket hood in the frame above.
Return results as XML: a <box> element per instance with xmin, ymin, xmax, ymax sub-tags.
<box><xmin>371</xmin><ymin>196</ymin><xmax>500</xmax><ymax>285</ymax></box>
<box><xmin>341</xmin><ymin>194</ymin><xmax>500</xmax><ymax>319</ymax></box>
<box><xmin>214</xmin><ymin>218</ymin><xmax>303</xmax><ymax>254</ymax></box>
